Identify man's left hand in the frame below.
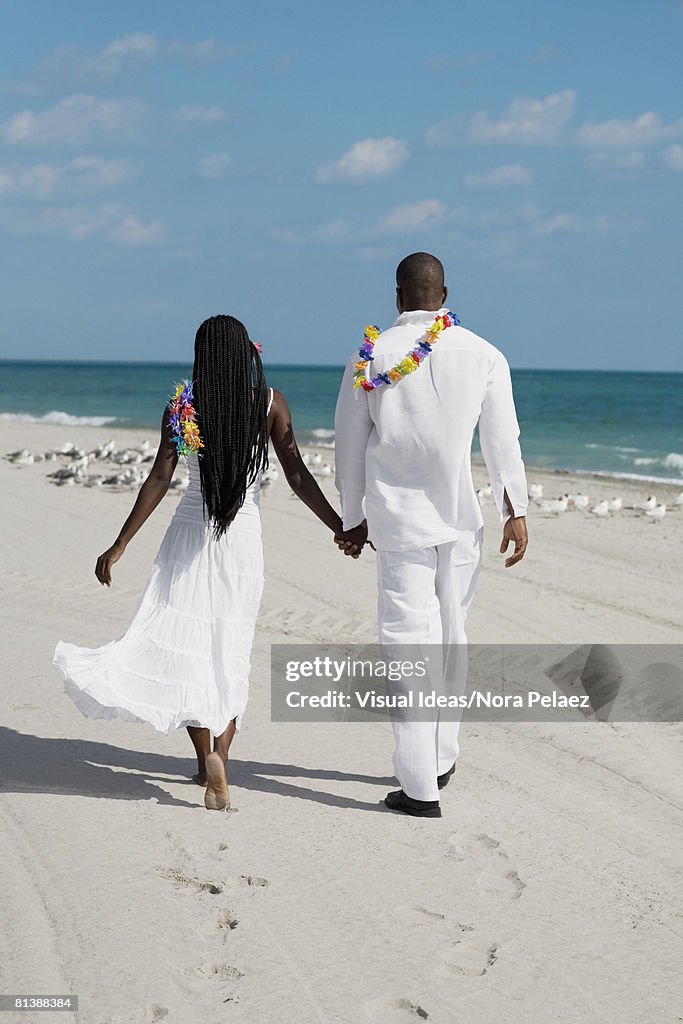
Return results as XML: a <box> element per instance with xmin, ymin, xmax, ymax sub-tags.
<box><xmin>334</xmin><ymin>520</ymin><xmax>369</xmax><ymax>559</ymax></box>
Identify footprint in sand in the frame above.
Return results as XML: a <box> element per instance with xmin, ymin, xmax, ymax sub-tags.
<box><xmin>239</xmin><ymin>873</ymin><xmax>269</xmax><ymax>888</ymax></box>
<box><xmin>390</xmin><ymin>905</ymin><xmax>446</xmax><ymax>926</ymax></box>
<box><xmin>217</xmin><ymin>910</ymin><xmax>239</xmax><ymax>930</ymax></box>
<box><xmin>364</xmin><ymin>996</ymin><xmax>430</xmax><ymax>1022</ymax></box>
<box><xmin>439</xmin><ymin>936</ymin><xmax>500</xmax><ymax>978</ymax></box>
<box><xmin>155</xmin><ymin>865</ymin><xmax>223</xmax><ymax>895</ymax></box>
<box><xmin>108</xmin><ymin>1005</ymin><xmax>168</xmax><ymax>1024</ymax></box>
<box><xmin>195</xmin><ymin>961</ymin><xmax>244</xmax><ymax>982</ymax></box>
<box><xmin>447</xmin><ymin>833</ymin><xmax>526</xmax><ymax>901</ymax></box>
<box><xmin>194</xmin><ymin>962</ymin><xmax>244</xmax><ymax>1004</ymax></box>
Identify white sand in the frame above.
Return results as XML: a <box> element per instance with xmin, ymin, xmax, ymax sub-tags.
<box><xmin>1</xmin><ymin>422</ymin><xmax>681</xmax><ymax>1024</ymax></box>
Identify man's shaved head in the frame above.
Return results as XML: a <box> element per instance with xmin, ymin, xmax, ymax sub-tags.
<box><xmin>395</xmin><ymin>252</ymin><xmax>447</xmax><ymax>313</ymax></box>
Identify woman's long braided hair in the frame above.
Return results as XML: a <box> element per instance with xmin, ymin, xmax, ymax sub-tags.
<box><xmin>192</xmin><ymin>315</ymin><xmax>269</xmax><ymax>538</ymax></box>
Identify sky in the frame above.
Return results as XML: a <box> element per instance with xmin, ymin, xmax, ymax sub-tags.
<box><xmin>0</xmin><ymin>0</ymin><xmax>681</xmax><ymax>370</ymax></box>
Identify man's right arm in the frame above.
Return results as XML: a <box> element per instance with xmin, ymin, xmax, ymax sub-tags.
<box><xmin>334</xmin><ymin>360</ymin><xmax>374</xmax><ymax>530</ymax></box>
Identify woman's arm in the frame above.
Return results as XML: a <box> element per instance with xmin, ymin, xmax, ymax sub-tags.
<box><xmin>268</xmin><ymin>389</ymin><xmax>366</xmax><ymax>553</ymax></box>
<box><xmin>95</xmin><ymin>408</ymin><xmax>179</xmax><ymax>586</ymax></box>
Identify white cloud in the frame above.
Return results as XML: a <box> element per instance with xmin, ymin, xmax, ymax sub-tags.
<box><xmin>271</xmin><ymin>197</ymin><xmax>637</xmax><ymax>278</ymax></box>
<box><xmin>1</xmin><ymin>94</ymin><xmax>145</xmax><ymax>146</ymax></box>
<box><xmin>353</xmin><ymin>245</ymin><xmax>397</xmax><ymax>263</ymax></box>
<box><xmin>167</xmin><ymin>38</ymin><xmax>240</xmax><ymax>61</ymax></box>
<box><xmin>577</xmin><ymin>111</ymin><xmax>683</xmax><ymax>149</ymax></box>
<box><xmin>1</xmin><ymin>156</ymin><xmax>138</xmax><ymax>196</ymax></box>
<box><xmin>316</xmin><ymin>137</ymin><xmax>410</xmax><ymax>184</ymax></box>
<box><xmin>464</xmin><ymin>164</ymin><xmax>535</xmax><ymax>190</ymax></box>
<box><xmin>427</xmin><ymin>90</ymin><xmax>576</xmax><ymax>147</ymax></box>
<box><xmin>531</xmin><ymin>212</ymin><xmax>612</xmax><ymax>237</ymax></box>
<box><xmin>197</xmin><ymin>153</ymin><xmax>232</xmax><ymax>179</ymax></box>
<box><xmin>37</xmin><ymin>35</ymin><xmax>238</xmax><ymax>82</ymax></box>
<box><xmin>68</xmin><ymin>155</ymin><xmax>140</xmax><ymax>186</ymax></box>
<box><xmin>110</xmin><ymin>215</ymin><xmax>166</xmax><ymax>245</ymax></box>
<box><xmin>0</xmin><ymin>170</ymin><xmax>15</xmax><ymax>193</ymax></box>
<box><xmin>79</xmin><ymin>33</ymin><xmax>159</xmax><ymax>79</ymax></box>
<box><xmin>0</xmin><ymin>202</ymin><xmax>122</xmax><ymax>240</ymax></box>
<box><xmin>176</xmin><ymin>105</ymin><xmax>229</xmax><ymax>124</ymax></box>
<box><xmin>379</xmin><ymin>199</ymin><xmax>446</xmax><ymax>233</ymax></box>
<box><xmin>584</xmin><ymin>150</ymin><xmax>644</xmax><ymax>171</ymax></box>
<box><xmin>662</xmin><ymin>144</ymin><xmax>683</xmax><ymax>170</ymax></box>
<box><xmin>0</xmin><ymin>201</ymin><xmax>168</xmax><ymax>245</ymax></box>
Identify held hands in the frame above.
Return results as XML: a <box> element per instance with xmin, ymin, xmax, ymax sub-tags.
<box><xmin>334</xmin><ymin>519</ymin><xmax>370</xmax><ymax>559</ymax></box>
<box><xmin>95</xmin><ymin>540</ymin><xmax>125</xmax><ymax>586</ymax></box>
<box><xmin>500</xmin><ymin>515</ymin><xmax>528</xmax><ymax>568</ymax></box>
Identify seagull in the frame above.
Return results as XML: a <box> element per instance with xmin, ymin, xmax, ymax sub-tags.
<box><xmin>316</xmin><ymin>464</ymin><xmax>332</xmax><ymax>478</ymax></box>
<box><xmin>83</xmin><ymin>475</ymin><xmax>104</xmax><ymax>488</ymax></box>
<box><xmin>568</xmin><ymin>493</ymin><xmax>590</xmax><ymax>510</ymax></box>
<box><xmin>646</xmin><ymin>504</ymin><xmax>666</xmax><ymax>521</ymax></box>
<box><xmin>5</xmin><ymin>448</ymin><xmax>30</xmax><ymax>461</ymax></box>
<box><xmin>639</xmin><ymin>495</ymin><xmax>657</xmax><ymax>511</ymax></box>
<box><xmin>311</xmin><ymin>453</ymin><xmax>322</xmax><ymax>468</ymax></box>
<box><xmin>529</xmin><ymin>483</ymin><xmax>544</xmax><ymax>501</ymax></box>
<box><xmin>608</xmin><ymin>497</ymin><xmax>622</xmax><ymax>512</ymax></box>
<box><xmin>673</xmin><ymin>492</ymin><xmax>683</xmax><ymax>507</ymax></box>
<box><xmin>97</xmin><ymin>440</ymin><xmax>115</xmax><ymax>460</ymax></box>
<box><xmin>12</xmin><ymin>453</ymin><xmax>35</xmax><ymax>467</ymax></box>
<box><xmin>48</xmin><ymin>465</ymin><xmax>79</xmax><ymax>482</ymax></box>
<box><xmin>591</xmin><ymin>500</ymin><xmax>609</xmax><ymax>517</ymax></box>
<box><xmin>302</xmin><ymin>452</ymin><xmax>311</xmax><ymax>466</ymax></box>
<box><xmin>540</xmin><ymin>497</ymin><xmax>568</xmax><ymax>513</ymax></box>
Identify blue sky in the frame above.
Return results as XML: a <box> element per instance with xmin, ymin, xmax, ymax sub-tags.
<box><xmin>0</xmin><ymin>0</ymin><xmax>681</xmax><ymax>370</ymax></box>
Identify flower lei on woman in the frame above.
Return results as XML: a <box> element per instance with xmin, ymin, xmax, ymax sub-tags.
<box><xmin>168</xmin><ymin>380</ymin><xmax>204</xmax><ymax>456</ymax></box>
<box><xmin>352</xmin><ymin>310</ymin><xmax>460</xmax><ymax>391</ymax></box>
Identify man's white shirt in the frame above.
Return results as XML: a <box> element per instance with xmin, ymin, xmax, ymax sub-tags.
<box><xmin>334</xmin><ymin>308</ymin><xmax>529</xmax><ymax>551</ymax></box>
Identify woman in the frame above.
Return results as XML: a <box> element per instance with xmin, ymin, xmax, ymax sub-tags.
<box><xmin>53</xmin><ymin>315</ymin><xmax>361</xmax><ymax>810</ymax></box>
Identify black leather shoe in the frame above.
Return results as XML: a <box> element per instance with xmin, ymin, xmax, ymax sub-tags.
<box><xmin>437</xmin><ymin>763</ymin><xmax>456</xmax><ymax>790</ymax></box>
<box><xmin>384</xmin><ymin>789</ymin><xmax>442</xmax><ymax>818</ymax></box>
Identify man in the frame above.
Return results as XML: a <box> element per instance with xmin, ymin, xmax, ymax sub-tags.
<box><xmin>334</xmin><ymin>252</ymin><xmax>528</xmax><ymax>818</ymax></box>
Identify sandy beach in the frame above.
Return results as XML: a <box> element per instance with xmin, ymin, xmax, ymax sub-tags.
<box><xmin>1</xmin><ymin>420</ymin><xmax>682</xmax><ymax>1024</ymax></box>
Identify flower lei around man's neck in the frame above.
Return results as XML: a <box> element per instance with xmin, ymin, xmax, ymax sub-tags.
<box><xmin>168</xmin><ymin>380</ymin><xmax>204</xmax><ymax>456</ymax></box>
<box><xmin>352</xmin><ymin>310</ymin><xmax>460</xmax><ymax>391</ymax></box>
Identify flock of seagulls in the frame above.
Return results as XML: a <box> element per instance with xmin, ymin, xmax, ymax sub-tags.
<box><xmin>3</xmin><ymin>439</ymin><xmax>169</xmax><ymax>491</ymax></box>
<box><xmin>521</xmin><ymin>482</ymin><xmax>683</xmax><ymax>523</ymax></box>
<box><xmin>5</xmin><ymin>440</ymin><xmax>681</xmax><ymax>523</ymax></box>
<box><xmin>3</xmin><ymin>439</ymin><xmax>336</xmax><ymax>494</ymax></box>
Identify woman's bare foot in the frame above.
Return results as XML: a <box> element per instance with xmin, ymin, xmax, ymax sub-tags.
<box><xmin>204</xmin><ymin>752</ymin><xmax>230</xmax><ymax>811</ymax></box>
<box><xmin>192</xmin><ymin>771</ymin><xmax>208</xmax><ymax>787</ymax></box>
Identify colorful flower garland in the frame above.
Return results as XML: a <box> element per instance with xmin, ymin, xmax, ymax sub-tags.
<box><xmin>168</xmin><ymin>380</ymin><xmax>204</xmax><ymax>456</ymax></box>
<box><xmin>352</xmin><ymin>310</ymin><xmax>460</xmax><ymax>391</ymax></box>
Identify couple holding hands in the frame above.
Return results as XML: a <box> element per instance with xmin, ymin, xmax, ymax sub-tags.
<box><xmin>54</xmin><ymin>252</ymin><xmax>528</xmax><ymax>817</ymax></box>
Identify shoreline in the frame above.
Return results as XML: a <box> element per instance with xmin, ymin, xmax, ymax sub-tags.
<box><xmin>3</xmin><ymin>419</ymin><xmax>683</xmax><ymax>493</ymax></box>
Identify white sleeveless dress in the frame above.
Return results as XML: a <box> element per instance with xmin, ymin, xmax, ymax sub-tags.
<box><xmin>53</xmin><ymin>399</ymin><xmax>270</xmax><ymax>736</ymax></box>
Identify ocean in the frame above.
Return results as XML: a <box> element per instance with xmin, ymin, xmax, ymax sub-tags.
<box><xmin>1</xmin><ymin>360</ymin><xmax>682</xmax><ymax>484</ymax></box>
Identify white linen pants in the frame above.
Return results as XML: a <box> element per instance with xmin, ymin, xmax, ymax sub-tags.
<box><xmin>377</xmin><ymin>529</ymin><xmax>483</xmax><ymax>802</ymax></box>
